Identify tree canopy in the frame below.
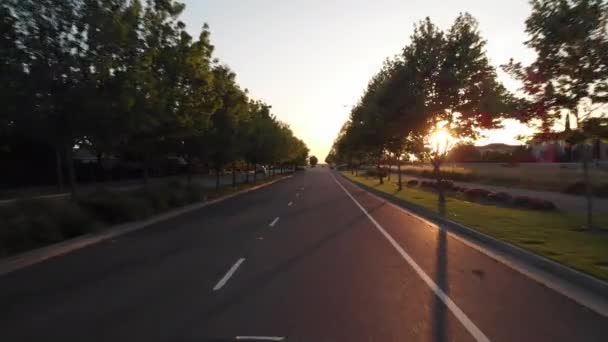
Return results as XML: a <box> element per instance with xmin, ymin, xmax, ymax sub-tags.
<box><xmin>0</xmin><ymin>0</ymin><xmax>309</xmax><ymax>192</ymax></box>
<box><xmin>328</xmin><ymin>13</ymin><xmax>513</xmax><ymax>194</ymax></box>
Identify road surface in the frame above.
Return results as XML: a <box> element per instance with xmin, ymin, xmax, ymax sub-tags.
<box><xmin>1</xmin><ymin>167</ymin><xmax>607</xmax><ymax>341</ymax></box>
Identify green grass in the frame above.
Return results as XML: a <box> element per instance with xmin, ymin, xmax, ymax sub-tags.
<box><xmin>397</xmin><ymin>162</ymin><xmax>608</xmax><ymax>193</ymax></box>
<box><xmin>343</xmin><ymin>172</ymin><xmax>608</xmax><ymax>281</ymax></box>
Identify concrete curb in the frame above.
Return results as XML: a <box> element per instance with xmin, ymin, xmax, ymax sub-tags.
<box><xmin>339</xmin><ymin>173</ymin><xmax>608</xmax><ymax>299</ymax></box>
<box><xmin>0</xmin><ymin>175</ymin><xmax>292</xmax><ymax>276</ymax></box>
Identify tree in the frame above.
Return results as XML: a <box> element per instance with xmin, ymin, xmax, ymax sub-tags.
<box><xmin>5</xmin><ymin>0</ymin><xmax>90</xmax><ymax>195</ymax></box>
<box><xmin>0</xmin><ymin>0</ymin><xmax>310</xmax><ymax>195</ymax></box>
<box><xmin>403</xmin><ymin>14</ymin><xmax>512</xmax><ymax>204</ymax></box>
<box><xmin>448</xmin><ymin>143</ymin><xmax>482</xmax><ymax>162</ymax></box>
<box><xmin>207</xmin><ymin>65</ymin><xmax>248</xmax><ymax>190</ymax></box>
<box><xmin>504</xmin><ymin>0</ymin><xmax>608</xmax><ymax>230</ymax></box>
<box><xmin>309</xmin><ymin>156</ymin><xmax>318</xmax><ymax>167</ymax></box>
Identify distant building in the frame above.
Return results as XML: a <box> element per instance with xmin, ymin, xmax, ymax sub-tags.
<box><xmin>475</xmin><ymin>143</ymin><xmax>520</xmax><ymax>154</ymax></box>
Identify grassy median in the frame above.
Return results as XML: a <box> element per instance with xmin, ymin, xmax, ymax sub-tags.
<box><xmin>342</xmin><ymin>172</ymin><xmax>608</xmax><ymax>281</ymax></box>
<box><xmin>0</xmin><ymin>176</ymin><xmax>286</xmax><ymax>258</ymax></box>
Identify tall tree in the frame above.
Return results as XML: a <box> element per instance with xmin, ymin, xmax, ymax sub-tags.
<box><xmin>504</xmin><ymin>0</ymin><xmax>608</xmax><ymax>230</ymax></box>
<box><xmin>404</xmin><ymin>14</ymin><xmax>511</xmax><ymax>204</ymax></box>
<box><xmin>207</xmin><ymin>65</ymin><xmax>247</xmax><ymax>190</ymax></box>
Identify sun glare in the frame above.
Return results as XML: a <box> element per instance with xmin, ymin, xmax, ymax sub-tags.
<box><xmin>427</xmin><ymin>128</ymin><xmax>458</xmax><ymax>153</ymax></box>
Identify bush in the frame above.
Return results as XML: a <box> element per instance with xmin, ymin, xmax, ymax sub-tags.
<box><xmin>487</xmin><ymin>192</ymin><xmax>513</xmax><ymax>204</ymax></box>
<box><xmin>78</xmin><ymin>191</ymin><xmax>152</xmax><ymax>224</ymax></box>
<box><xmin>0</xmin><ymin>199</ymin><xmax>96</xmax><ymax>257</ymax></box>
<box><xmin>182</xmin><ymin>183</ymin><xmax>206</xmax><ymax>204</ymax></box>
<box><xmin>406</xmin><ymin>180</ymin><xmax>419</xmax><ymax>187</ymax></box>
<box><xmin>133</xmin><ymin>186</ymin><xmax>172</xmax><ymax>212</ymax></box>
<box><xmin>438</xmin><ymin>180</ymin><xmax>454</xmax><ymax>190</ymax></box>
<box><xmin>418</xmin><ymin>169</ymin><xmax>477</xmax><ymax>182</ymax></box>
<box><xmin>365</xmin><ymin>169</ymin><xmax>388</xmax><ymax>178</ymax></box>
<box><xmin>421</xmin><ymin>180</ymin><xmax>435</xmax><ymax>188</ymax></box>
<box><xmin>513</xmin><ymin>196</ymin><xmax>556</xmax><ymax>211</ymax></box>
<box><xmin>563</xmin><ymin>181</ymin><xmax>608</xmax><ymax>198</ymax></box>
<box><xmin>464</xmin><ymin>188</ymin><xmax>492</xmax><ymax>200</ymax></box>
<box><xmin>0</xmin><ymin>181</ymin><xmax>212</xmax><ymax>258</ymax></box>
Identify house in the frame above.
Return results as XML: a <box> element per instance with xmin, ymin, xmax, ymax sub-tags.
<box><xmin>475</xmin><ymin>143</ymin><xmax>520</xmax><ymax>154</ymax></box>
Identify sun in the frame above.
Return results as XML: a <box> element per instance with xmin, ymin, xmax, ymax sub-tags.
<box><xmin>427</xmin><ymin>127</ymin><xmax>458</xmax><ymax>153</ymax></box>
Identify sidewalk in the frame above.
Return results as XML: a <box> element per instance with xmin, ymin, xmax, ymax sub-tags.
<box><xmin>387</xmin><ymin>172</ymin><xmax>608</xmax><ymax>214</ymax></box>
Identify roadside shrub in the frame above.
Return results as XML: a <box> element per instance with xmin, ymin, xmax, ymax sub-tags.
<box><xmin>487</xmin><ymin>192</ymin><xmax>513</xmax><ymax>204</ymax></box>
<box><xmin>438</xmin><ymin>180</ymin><xmax>454</xmax><ymax>190</ymax></box>
<box><xmin>0</xmin><ymin>199</ymin><xmax>96</xmax><ymax>257</ymax></box>
<box><xmin>365</xmin><ymin>169</ymin><xmax>388</xmax><ymax>178</ymax></box>
<box><xmin>464</xmin><ymin>188</ymin><xmax>491</xmax><ymax>200</ymax></box>
<box><xmin>562</xmin><ymin>182</ymin><xmax>608</xmax><ymax>198</ymax></box>
<box><xmin>133</xmin><ymin>186</ymin><xmax>172</xmax><ymax>212</ymax></box>
<box><xmin>563</xmin><ymin>181</ymin><xmax>586</xmax><ymax>196</ymax></box>
<box><xmin>597</xmin><ymin>184</ymin><xmax>608</xmax><ymax>198</ymax></box>
<box><xmin>513</xmin><ymin>196</ymin><xmax>556</xmax><ymax>211</ymax></box>
<box><xmin>418</xmin><ymin>169</ymin><xmax>477</xmax><ymax>182</ymax></box>
<box><xmin>421</xmin><ymin>181</ymin><xmax>435</xmax><ymax>188</ymax></box>
<box><xmin>182</xmin><ymin>183</ymin><xmax>206</xmax><ymax>204</ymax></box>
<box><xmin>406</xmin><ymin>180</ymin><xmax>419</xmax><ymax>187</ymax></box>
<box><xmin>78</xmin><ymin>191</ymin><xmax>152</xmax><ymax>224</ymax></box>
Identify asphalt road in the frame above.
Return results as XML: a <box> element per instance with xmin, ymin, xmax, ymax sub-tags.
<box><xmin>1</xmin><ymin>167</ymin><xmax>607</xmax><ymax>341</ymax></box>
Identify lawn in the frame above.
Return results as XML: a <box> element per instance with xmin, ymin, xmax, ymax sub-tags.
<box><xmin>393</xmin><ymin>162</ymin><xmax>608</xmax><ymax>193</ymax></box>
<box><xmin>342</xmin><ymin>172</ymin><xmax>608</xmax><ymax>282</ymax></box>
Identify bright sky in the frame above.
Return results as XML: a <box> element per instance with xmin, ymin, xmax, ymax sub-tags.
<box><xmin>181</xmin><ymin>0</ymin><xmax>538</xmax><ymax>159</ymax></box>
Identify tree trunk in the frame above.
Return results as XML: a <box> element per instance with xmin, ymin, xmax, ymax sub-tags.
<box><xmin>215</xmin><ymin>168</ymin><xmax>221</xmax><ymax>192</ymax></box>
<box><xmin>55</xmin><ymin>145</ymin><xmax>64</xmax><ymax>192</ymax></box>
<box><xmin>96</xmin><ymin>152</ymin><xmax>103</xmax><ymax>183</ymax></box>
<box><xmin>245</xmin><ymin>163</ymin><xmax>250</xmax><ymax>184</ymax></box>
<box><xmin>433</xmin><ymin>159</ymin><xmax>445</xmax><ymax>204</ymax></box>
<box><xmin>397</xmin><ymin>155</ymin><xmax>402</xmax><ymax>191</ymax></box>
<box><xmin>583</xmin><ymin>146</ymin><xmax>594</xmax><ymax>231</ymax></box>
<box><xmin>377</xmin><ymin>160</ymin><xmax>383</xmax><ymax>185</ymax></box>
<box><xmin>186</xmin><ymin>160</ymin><xmax>193</xmax><ymax>184</ymax></box>
<box><xmin>64</xmin><ymin>142</ymin><xmax>77</xmax><ymax>196</ymax></box>
<box><xmin>232</xmin><ymin>163</ymin><xmax>237</xmax><ymax>188</ymax></box>
<box><xmin>387</xmin><ymin>154</ymin><xmax>392</xmax><ymax>182</ymax></box>
<box><xmin>143</xmin><ymin>154</ymin><xmax>150</xmax><ymax>185</ymax></box>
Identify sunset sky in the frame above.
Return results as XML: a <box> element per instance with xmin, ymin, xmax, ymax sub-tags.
<box><xmin>182</xmin><ymin>0</ymin><xmax>540</xmax><ymax>159</ymax></box>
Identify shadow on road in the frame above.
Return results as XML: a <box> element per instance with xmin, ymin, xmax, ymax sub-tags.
<box><xmin>432</xmin><ymin>205</ymin><xmax>449</xmax><ymax>342</ymax></box>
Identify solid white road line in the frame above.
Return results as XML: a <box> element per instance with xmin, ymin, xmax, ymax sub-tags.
<box><xmin>339</xmin><ymin>176</ymin><xmax>608</xmax><ymax>318</ymax></box>
<box><xmin>332</xmin><ymin>174</ymin><xmax>491</xmax><ymax>342</ymax></box>
<box><xmin>213</xmin><ymin>258</ymin><xmax>245</xmax><ymax>291</ymax></box>
<box><xmin>236</xmin><ymin>337</ymin><xmax>285</xmax><ymax>341</ymax></box>
<box><xmin>269</xmin><ymin>217</ymin><xmax>280</xmax><ymax>227</ymax></box>
<box><xmin>288</xmin><ymin>201</ymin><xmax>293</xmax><ymax>207</ymax></box>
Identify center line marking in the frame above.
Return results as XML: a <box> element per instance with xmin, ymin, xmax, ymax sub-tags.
<box><xmin>213</xmin><ymin>258</ymin><xmax>245</xmax><ymax>291</ymax></box>
<box><xmin>332</xmin><ymin>174</ymin><xmax>491</xmax><ymax>342</ymax></box>
<box><xmin>236</xmin><ymin>337</ymin><xmax>285</xmax><ymax>341</ymax></box>
<box><xmin>288</xmin><ymin>201</ymin><xmax>293</xmax><ymax>206</ymax></box>
<box><xmin>269</xmin><ymin>217</ymin><xmax>280</xmax><ymax>227</ymax></box>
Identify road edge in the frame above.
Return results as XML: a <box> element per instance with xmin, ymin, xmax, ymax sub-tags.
<box><xmin>337</xmin><ymin>172</ymin><xmax>608</xmax><ymax>300</ymax></box>
<box><xmin>0</xmin><ymin>175</ymin><xmax>292</xmax><ymax>276</ymax></box>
